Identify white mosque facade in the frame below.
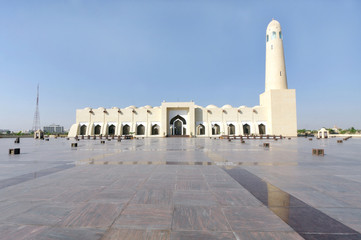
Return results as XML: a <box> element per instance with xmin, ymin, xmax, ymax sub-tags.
<box><xmin>68</xmin><ymin>20</ymin><xmax>297</xmax><ymax>138</ymax></box>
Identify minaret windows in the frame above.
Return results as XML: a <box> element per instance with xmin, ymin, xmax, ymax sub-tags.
<box><xmin>271</xmin><ymin>31</ymin><xmax>276</xmax><ymax>40</ymax></box>
<box><xmin>279</xmin><ymin>31</ymin><xmax>282</xmax><ymax>39</ymax></box>
<box><xmin>267</xmin><ymin>35</ymin><xmax>269</xmax><ymax>42</ymax></box>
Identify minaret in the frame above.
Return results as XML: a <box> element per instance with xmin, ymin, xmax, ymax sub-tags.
<box><xmin>265</xmin><ymin>19</ymin><xmax>287</xmax><ymax>91</ymax></box>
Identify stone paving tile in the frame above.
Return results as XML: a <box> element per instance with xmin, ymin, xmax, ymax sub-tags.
<box><xmin>131</xmin><ymin>189</ymin><xmax>173</xmax><ymax>205</ymax></box>
<box><xmin>0</xmin><ymin>201</ymin><xmax>43</xmax><ymax>222</ymax></box>
<box><xmin>5</xmin><ymin>203</ymin><xmax>76</xmax><ymax>226</ymax></box>
<box><xmin>212</xmin><ymin>189</ymin><xmax>263</xmax><ymax>207</ymax></box>
<box><xmin>223</xmin><ymin>206</ymin><xmax>293</xmax><ymax>232</ymax></box>
<box><xmin>170</xmin><ymin>231</ymin><xmax>236</xmax><ymax>240</ymax></box>
<box><xmin>234</xmin><ymin>231</ymin><xmax>304</xmax><ymax>240</ymax></box>
<box><xmin>89</xmin><ymin>188</ymin><xmax>136</xmax><ymax>204</ymax></box>
<box><xmin>172</xmin><ymin>205</ymin><xmax>231</xmax><ymax>231</ymax></box>
<box><xmin>61</xmin><ymin>202</ymin><xmax>123</xmax><ymax>228</ymax></box>
<box><xmin>175</xmin><ymin>179</ymin><xmax>209</xmax><ymax>191</ymax></box>
<box><xmin>173</xmin><ymin>191</ymin><xmax>218</xmax><ymax>206</ymax></box>
<box><xmin>30</xmin><ymin>226</ymin><xmax>105</xmax><ymax>240</ymax></box>
<box><xmin>102</xmin><ymin>229</ymin><xmax>170</xmax><ymax>240</ymax></box>
<box><xmin>0</xmin><ymin>224</ymin><xmax>48</xmax><ymax>240</ymax></box>
<box><xmin>113</xmin><ymin>204</ymin><xmax>173</xmax><ymax>230</ymax></box>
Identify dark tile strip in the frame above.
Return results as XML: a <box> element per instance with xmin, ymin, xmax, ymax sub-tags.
<box><xmin>0</xmin><ymin>164</ymin><xmax>75</xmax><ymax>190</ymax></box>
<box><xmin>223</xmin><ymin>167</ymin><xmax>361</xmax><ymax>239</ymax></box>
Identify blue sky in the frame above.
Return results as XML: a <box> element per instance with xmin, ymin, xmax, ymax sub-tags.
<box><xmin>0</xmin><ymin>0</ymin><xmax>360</xmax><ymax>131</ymax></box>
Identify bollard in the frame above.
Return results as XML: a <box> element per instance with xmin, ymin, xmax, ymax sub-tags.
<box><xmin>9</xmin><ymin>148</ymin><xmax>20</xmax><ymax>155</ymax></box>
<box><xmin>312</xmin><ymin>149</ymin><xmax>324</xmax><ymax>156</ymax></box>
<box><xmin>100</xmin><ymin>134</ymin><xmax>102</xmax><ymax>139</ymax></box>
<box><xmin>93</xmin><ymin>135</ymin><xmax>96</xmax><ymax>140</ymax></box>
<box><xmin>45</xmin><ymin>138</ymin><xmax>49</xmax><ymax>141</ymax></box>
<box><xmin>228</xmin><ymin>139</ymin><xmax>231</xmax><ymax>142</ymax></box>
<box><xmin>337</xmin><ymin>140</ymin><xmax>343</xmax><ymax>143</ymax></box>
<box><xmin>87</xmin><ymin>135</ymin><xmax>90</xmax><ymax>139</ymax></box>
<box><xmin>266</xmin><ymin>135</ymin><xmax>269</xmax><ymax>139</ymax></box>
<box><xmin>309</xmin><ymin>138</ymin><xmax>313</xmax><ymax>141</ymax></box>
<box><xmin>263</xmin><ymin>143</ymin><xmax>270</xmax><ymax>148</ymax></box>
<box><xmin>112</xmin><ymin>135</ymin><xmax>115</xmax><ymax>140</ymax></box>
<box><xmin>288</xmin><ymin>137</ymin><xmax>291</xmax><ymax>140</ymax></box>
<box><xmin>14</xmin><ymin>137</ymin><xmax>20</xmax><ymax>143</ymax></box>
<box><xmin>66</xmin><ymin>137</ymin><xmax>69</xmax><ymax>140</ymax></box>
<box><xmin>101</xmin><ymin>141</ymin><xmax>105</xmax><ymax>144</ymax></box>
<box><xmin>241</xmin><ymin>140</ymin><xmax>245</xmax><ymax>143</ymax></box>
<box><xmin>117</xmin><ymin>136</ymin><xmax>121</xmax><ymax>142</ymax></box>
<box><xmin>81</xmin><ymin>135</ymin><xmax>84</xmax><ymax>140</ymax></box>
<box><xmin>71</xmin><ymin>143</ymin><xmax>78</xmax><ymax>147</ymax></box>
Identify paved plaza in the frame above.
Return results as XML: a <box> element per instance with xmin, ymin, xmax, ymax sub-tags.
<box><xmin>1</xmin><ymin>137</ymin><xmax>361</xmax><ymax>239</ymax></box>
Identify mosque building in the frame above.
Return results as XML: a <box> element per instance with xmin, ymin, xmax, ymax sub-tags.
<box><xmin>68</xmin><ymin>19</ymin><xmax>297</xmax><ymax>138</ymax></box>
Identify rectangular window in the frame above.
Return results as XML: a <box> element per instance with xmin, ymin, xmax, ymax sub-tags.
<box><xmin>280</xmin><ymin>71</ymin><xmax>282</xmax><ymax>76</ymax></box>
<box><xmin>267</xmin><ymin>35</ymin><xmax>269</xmax><ymax>42</ymax></box>
<box><xmin>271</xmin><ymin>45</ymin><xmax>273</xmax><ymax>50</ymax></box>
<box><xmin>279</xmin><ymin>31</ymin><xmax>282</xmax><ymax>39</ymax></box>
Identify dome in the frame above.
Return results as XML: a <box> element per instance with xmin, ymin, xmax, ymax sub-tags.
<box><xmin>267</xmin><ymin>19</ymin><xmax>281</xmax><ymax>32</ymax></box>
<box><xmin>111</xmin><ymin>107</ymin><xmax>119</xmax><ymax>110</ymax></box>
<box><xmin>222</xmin><ymin>104</ymin><xmax>233</xmax><ymax>109</ymax></box>
<box><xmin>125</xmin><ymin>105</ymin><xmax>136</xmax><ymax>109</ymax></box>
<box><xmin>144</xmin><ymin>105</ymin><xmax>152</xmax><ymax>109</ymax></box>
<box><xmin>97</xmin><ymin>107</ymin><xmax>105</xmax><ymax>111</ymax></box>
<box><xmin>84</xmin><ymin>107</ymin><xmax>92</xmax><ymax>111</ymax></box>
<box><xmin>238</xmin><ymin>105</ymin><xmax>247</xmax><ymax>108</ymax></box>
<box><xmin>206</xmin><ymin>104</ymin><xmax>217</xmax><ymax>109</ymax></box>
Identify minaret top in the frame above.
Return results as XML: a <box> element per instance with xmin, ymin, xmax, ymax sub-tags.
<box><xmin>266</xmin><ymin>19</ymin><xmax>281</xmax><ymax>33</ymax></box>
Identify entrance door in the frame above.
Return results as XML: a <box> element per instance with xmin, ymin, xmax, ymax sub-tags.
<box><xmin>174</xmin><ymin>120</ymin><xmax>182</xmax><ymax>135</ymax></box>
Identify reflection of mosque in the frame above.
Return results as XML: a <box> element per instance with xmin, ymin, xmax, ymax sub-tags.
<box><xmin>68</xmin><ymin>19</ymin><xmax>297</xmax><ymax>138</ymax></box>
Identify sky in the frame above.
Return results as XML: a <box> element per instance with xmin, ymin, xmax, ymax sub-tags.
<box><xmin>0</xmin><ymin>0</ymin><xmax>360</xmax><ymax>131</ymax></box>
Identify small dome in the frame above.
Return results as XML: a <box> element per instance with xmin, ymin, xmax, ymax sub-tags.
<box><xmin>238</xmin><ymin>105</ymin><xmax>247</xmax><ymax>108</ymax></box>
<box><xmin>125</xmin><ymin>105</ymin><xmax>136</xmax><ymax>109</ymax></box>
<box><xmin>84</xmin><ymin>107</ymin><xmax>92</xmax><ymax>111</ymax></box>
<box><xmin>153</xmin><ymin>106</ymin><xmax>160</xmax><ymax>109</ymax></box>
<box><xmin>144</xmin><ymin>105</ymin><xmax>152</xmax><ymax>109</ymax></box>
<box><xmin>111</xmin><ymin>107</ymin><xmax>119</xmax><ymax>110</ymax></box>
<box><xmin>97</xmin><ymin>107</ymin><xmax>105</xmax><ymax>111</ymax></box>
<box><xmin>222</xmin><ymin>104</ymin><xmax>233</xmax><ymax>109</ymax></box>
<box><xmin>206</xmin><ymin>104</ymin><xmax>217</xmax><ymax>109</ymax></box>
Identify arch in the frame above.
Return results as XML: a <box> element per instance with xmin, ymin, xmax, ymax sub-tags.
<box><xmin>173</xmin><ymin>120</ymin><xmax>183</xmax><ymax>135</ymax></box>
<box><xmin>80</xmin><ymin>125</ymin><xmax>87</xmax><ymax>135</ymax></box>
<box><xmin>123</xmin><ymin>124</ymin><xmax>130</xmax><ymax>135</ymax></box>
<box><xmin>259</xmin><ymin>124</ymin><xmax>266</xmax><ymax>135</ymax></box>
<box><xmin>170</xmin><ymin>115</ymin><xmax>186</xmax><ymax>125</ymax></box>
<box><xmin>94</xmin><ymin>125</ymin><xmax>101</xmax><ymax>135</ymax></box>
<box><xmin>243</xmin><ymin>124</ymin><xmax>250</xmax><ymax>135</ymax></box>
<box><xmin>228</xmin><ymin>124</ymin><xmax>235</xmax><ymax>135</ymax></box>
<box><xmin>151</xmin><ymin>124</ymin><xmax>159</xmax><ymax>135</ymax></box>
<box><xmin>137</xmin><ymin>124</ymin><xmax>145</xmax><ymax>135</ymax></box>
<box><xmin>197</xmin><ymin>124</ymin><xmax>205</xmax><ymax>135</ymax></box>
<box><xmin>212</xmin><ymin>124</ymin><xmax>220</xmax><ymax>135</ymax></box>
<box><xmin>108</xmin><ymin>124</ymin><xmax>115</xmax><ymax>135</ymax></box>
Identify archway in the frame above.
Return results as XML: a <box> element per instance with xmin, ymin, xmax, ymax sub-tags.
<box><xmin>259</xmin><ymin>124</ymin><xmax>266</xmax><ymax>135</ymax></box>
<box><xmin>108</xmin><ymin>125</ymin><xmax>115</xmax><ymax>135</ymax></box>
<box><xmin>123</xmin><ymin>124</ymin><xmax>130</xmax><ymax>135</ymax></box>
<box><xmin>243</xmin><ymin>124</ymin><xmax>250</xmax><ymax>135</ymax></box>
<box><xmin>228</xmin><ymin>124</ymin><xmax>235</xmax><ymax>135</ymax></box>
<box><xmin>152</xmin><ymin>124</ymin><xmax>159</xmax><ymax>135</ymax></box>
<box><xmin>80</xmin><ymin>125</ymin><xmax>87</xmax><ymax>135</ymax></box>
<box><xmin>197</xmin><ymin>124</ymin><xmax>205</xmax><ymax>135</ymax></box>
<box><xmin>174</xmin><ymin>120</ymin><xmax>182</xmax><ymax>135</ymax></box>
<box><xmin>212</xmin><ymin>124</ymin><xmax>220</xmax><ymax>135</ymax></box>
<box><xmin>94</xmin><ymin>125</ymin><xmax>101</xmax><ymax>135</ymax></box>
<box><xmin>137</xmin><ymin>124</ymin><xmax>145</xmax><ymax>135</ymax></box>
<box><xmin>170</xmin><ymin>115</ymin><xmax>186</xmax><ymax>136</ymax></box>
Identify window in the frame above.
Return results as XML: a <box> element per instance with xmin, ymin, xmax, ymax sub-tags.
<box><xmin>266</xmin><ymin>35</ymin><xmax>269</xmax><ymax>42</ymax></box>
<box><xmin>271</xmin><ymin>31</ymin><xmax>276</xmax><ymax>40</ymax></box>
<box><xmin>137</xmin><ymin>124</ymin><xmax>145</xmax><ymax>135</ymax></box>
<box><xmin>279</xmin><ymin>31</ymin><xmax>282</xmax><ymax>39</ymax></box>
<box><xmin>108</xmin><ymin>125</ymin><xmax>115</xmax><ymax>135</ymax></box>
<box><xmin>271</xmin><ymin>45</ymin><xmax>273</xmax><ymax>50</ymax></box>
<box><xmin>94</xmin><ymin>125</ymin><xmax>101</xmax><ymax>135</ymax></box>
<box><xmin>280</xmin><ymin>71</ymin><xmax>282</xmax><ymax>76</ymax></box>
<box><xmin>151</xmin><ymin>124</ymin><xmax>159</xmax><ymax>135</ymax></box>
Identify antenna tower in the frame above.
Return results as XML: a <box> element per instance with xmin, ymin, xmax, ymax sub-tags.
<box><xmin>32</xmin><ymin>84</ymin><xmax>41</xmax><ymax>131</ymax></box>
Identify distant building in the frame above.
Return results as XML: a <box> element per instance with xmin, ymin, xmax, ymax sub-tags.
<box><xmin>0</xmin><ymin>129</ymin><xmax>10</xmax><ymax>134</ymax></box>
<box><xmin>43</xmin><ymin>124</ymin><xmax>64</xmax><ymax>134</ymax></box>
